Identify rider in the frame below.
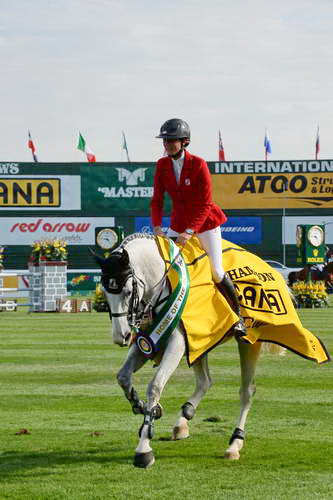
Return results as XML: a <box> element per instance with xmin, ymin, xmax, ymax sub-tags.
<box><xmin>151</xmin><ymin>118</ymin><xmax>246</xmax><ymax>337</ymax></box>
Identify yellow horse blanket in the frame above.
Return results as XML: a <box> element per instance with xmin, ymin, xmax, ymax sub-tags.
<box><xmin>156</xmin><ymin>236</ymin><xmax>330</xmax><ymax>366</ymax></box>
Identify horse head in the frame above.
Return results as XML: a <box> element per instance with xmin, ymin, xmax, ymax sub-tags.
<box><xmin>92</xmin><ymin>248</ymin><xmax>144</xmax><ymax>346</ymax></box>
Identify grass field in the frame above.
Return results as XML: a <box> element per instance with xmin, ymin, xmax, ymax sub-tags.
<box><xmin>0</xmin><ymin>307</ymin><xmax>332</xmax><ymax>500</ymax></box>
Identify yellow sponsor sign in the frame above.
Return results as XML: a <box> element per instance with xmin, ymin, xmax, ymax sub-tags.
<box><xmin>212</xmin><ymin>161</ymin><xmax>333</xmax><ymax>209</ymax></box>
<box><xmin>0</xmin><ymin>179</ymin><xmax>60</xmax><ymax>207</ymax></box>
<box><xmin>0</xmin><ymin>275</ymin><xmax>18</xmax><ymax>289</ymax></box>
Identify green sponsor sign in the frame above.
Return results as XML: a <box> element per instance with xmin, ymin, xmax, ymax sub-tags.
<box><xmin>296</xmin><ymin>225</ymin><xmax>326</xmax><ymax>265</ymax></box>
<box><xmin>82</xmin><ymin>163</ymin><xmax>171</xmax><ymax>215</ymax></box>
<box><xmin>67</xmin><ymin>272</ymin><xmax>101</xmax><ymax>293</ymax></box>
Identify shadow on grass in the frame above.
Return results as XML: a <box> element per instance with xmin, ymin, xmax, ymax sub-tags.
<box><xmin>0</xmin><ymin>447</ymin><xmax>131</xmax><ymax>476</ymax></box>
<box><xmin>0</xmin><ymin>442</ymin><xmax>215</xmax><ymax>477</ymax></box>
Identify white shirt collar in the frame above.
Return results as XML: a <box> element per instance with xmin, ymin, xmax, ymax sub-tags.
<box><xmin>171</xmin><ymin>150</ymin><xmax>185</xmax><ymax>184</ymax></box>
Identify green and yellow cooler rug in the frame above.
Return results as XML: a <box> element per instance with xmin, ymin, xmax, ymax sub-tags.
<box><xmin>156</xmin><ymin>236</ymin><xmax>330</xmax><ymax>366</ymax></box>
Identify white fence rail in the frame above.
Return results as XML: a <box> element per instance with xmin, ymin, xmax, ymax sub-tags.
<box><xmin>0</xmin><ymin>263</ymin><xmax>67</xmax><ymax>312</ymax></box>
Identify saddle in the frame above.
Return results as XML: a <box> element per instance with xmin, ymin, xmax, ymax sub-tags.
<box><xmin>155</xmin><ymin>236</ymin><xmax>330</xmax><ymax>366</ymax></box>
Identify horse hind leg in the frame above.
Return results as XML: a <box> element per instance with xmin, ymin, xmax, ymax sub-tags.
<box><xmin>224</xmin><ymin>340</ymin><xmax>261</xmax><ymax>460</ymax></box>
<box><xmin>172</xmin><ymin>354</ymin><xmax>212</xmax><ymax>440</ymax></box>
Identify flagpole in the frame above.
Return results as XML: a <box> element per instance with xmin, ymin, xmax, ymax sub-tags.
<box><xmin>315</xmin><ymin>125</ymin><xmax>320</xmax><ymax>160</ymax></box>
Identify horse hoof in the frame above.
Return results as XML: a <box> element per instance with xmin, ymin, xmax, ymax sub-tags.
<box><xmin>132</xmin><ymin>401</ymin><xmax>145</xmax><ymax>415</ymax></box>
<box><xmin>223</xmin><ymin>450</ymin><xmax>240</xmax><ymax>460</ymax></box>
<box><xmin>133</xmin><ymin>451</ymin><xmax>155</xmax><ymax>468</ymax></box>
<box><xmin>172</xmin><ymin>426</ymin><xmax>190</xmax><ymax>440</ymax></box>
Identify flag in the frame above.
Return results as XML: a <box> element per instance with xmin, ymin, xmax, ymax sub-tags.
<box><xmin>122</xmin><ymin>131</ymin><xmax>130</xmax><ymax>162</ymax></box>
<box><xmin>264</xmin><ymin>129</ymin><xmax>272</xmax><ymax>160</ymax></box>
<box><xmin>218</xmin><ymin>130</ymin><xmax>225</xmax><ymax>161</ymax></box>
<box><xmin>28</xmin><ymin>131</ymin><xmax>38</xmax><ymax>163</ymax></box>
<box><xmin>315</xmin><ymin>126</ymin><xmax>320</xmax><ymax>160</ymax></box>
<box><xmin>77</xmin><ymin>132</ymin><xmax>96</xmax><ymax>163</ymax></box>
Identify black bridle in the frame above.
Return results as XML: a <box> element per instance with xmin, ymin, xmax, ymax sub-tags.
<box><xmin>101</xmin><ymin>265</ymin><xmax>148</xmax><ymax>330</ymax></box>
<box><xmin>97</xmin><ymin>244</ymin><xmax>181</xmax><ymax>332</ymax></box>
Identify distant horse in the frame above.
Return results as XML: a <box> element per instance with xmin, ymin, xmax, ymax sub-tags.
<box><xmin>288</xmin><ymin>263</ymin><xmax>333</xmax><ymax>291</ymax></box>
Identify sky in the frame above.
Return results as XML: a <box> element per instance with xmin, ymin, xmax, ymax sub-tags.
<box><xmin>1</xmin><ymin>0</ymin><xmax>333</xmax><ymax>163</ymax></box>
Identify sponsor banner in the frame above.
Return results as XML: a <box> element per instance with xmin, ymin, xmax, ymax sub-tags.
<box><xmin>0</xmin><ymin>217</ymin><xmax>115</xmax><ymax>245</ymax></box>
<box><xmin>0</xmin><ymin>163</ymin><xmax>20</xmax><ymax>175</ymax></box>
<box><xmin>221</xmin><ymin>217</ymin><xmax>262</xmax><ymax>245</ymax></box>
<box><xmin>0</xmin><ymin>175</ymin><xmax>81</xmax><ymax>210</ymax></box>
<box><xmin>83</xmin><ymin>164</ymin><xmax>171</xmax><ymax>214</ymax></box>
<box><xmin>135</xmin><ymin>216</ymin><xmax>171</xmax><ymax>233</ymax></box>
<box><xmin>284</xmin><ymin>216</ymin><xmax>333</xmax><ymax>244</ymax></box>
<box><xmin>211</xmin><ymin>160</ymin><xmax>333</xmax><ymax>209</ymax></box>
<box><xmin>135</xmin><ymin>216</ymin><xmax>261</xmax><ymax>244</ymax></box>
<box><xmin>67</xmin><ymin>272</ymin><xmax>101</xmax><ymax>293</ymax></box>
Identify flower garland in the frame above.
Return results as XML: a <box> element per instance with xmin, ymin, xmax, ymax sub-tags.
<box><xmin>292</xmin><ymin>280</ymin><xmax>328</xmax><ymax>308</ymax></box>
<box><xmin>30</xmin><ymin>238</ymin><xmax>68</xmax><ymax>263</ymax></box>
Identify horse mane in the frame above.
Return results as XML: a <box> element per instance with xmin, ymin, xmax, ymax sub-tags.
<box><xmin>113</xmin><ymin>232</ymin><xmax>164</xmax><ymax>285</ymax></box>
<box><xmin>115</xmin><ymin>232</ymin><xmax>156</xmax><ymax>252</ymax></box>
<box><xmin>119</xmin><ymin>232</ymin><xmax>155</xmax><ymax>248</ymax></box>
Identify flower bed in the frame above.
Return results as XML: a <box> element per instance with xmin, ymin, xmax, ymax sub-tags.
<box><xmin>292</xmin><ymin>280</ymin><xmax>328</xmax><ymax>308</ymax></box>
<box><xmin>0</xmin><ymin>246</ymin><xmax>5</xmax><ymax>270</ymax></box>
<box><xmin>30</xmin><ymin>239</ymin><xmax>68</xmax><ymax>263</ymax></box>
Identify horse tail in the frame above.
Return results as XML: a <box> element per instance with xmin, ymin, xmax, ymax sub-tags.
<box><xmin>261</xmin><ymin>342</ymin><xmax>287</xmax><ymax>356</ymax></box>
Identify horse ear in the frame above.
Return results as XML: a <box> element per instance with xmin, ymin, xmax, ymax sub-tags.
<box><xmin>120</xmin><ymin>249</ymin><xmax>129</xmax><ymax>266</ymax></box>
<box><xmin>88</xmin><ymin>247</ymin><xmax>105</xmax><ymax>267</ymax></box>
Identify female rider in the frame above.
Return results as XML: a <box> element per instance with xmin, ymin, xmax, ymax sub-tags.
<box><xmin>151</xmin><ymin>118</ymin><xmax>245</xmax><ymax>337</ymax></box>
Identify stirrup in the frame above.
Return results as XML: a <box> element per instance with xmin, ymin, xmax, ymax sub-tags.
<box><xmin>233</xmin><ymin>317</ymin><xmax>248</xmax><ymax>343</ymax></box>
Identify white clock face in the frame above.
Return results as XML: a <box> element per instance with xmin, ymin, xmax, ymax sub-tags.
<box><xmin>296</xmin><ymin>226</ymin><xmax>303</xmax><ymax>247</ymax></box>
<box><xmin>96</xmin><ymin>228</ymin><xmax>118</xmax><ymax>250</ymax></box>
<box><xmin>307</xmin><ymin>225</ymin><xmax>324</xmax><ymax>247</ymax></box>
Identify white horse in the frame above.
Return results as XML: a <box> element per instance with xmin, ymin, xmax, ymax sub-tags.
<box><xmin>94</xmin><ymin>233</ymin><xmax>265</xmax><ymax>468</ymax></box>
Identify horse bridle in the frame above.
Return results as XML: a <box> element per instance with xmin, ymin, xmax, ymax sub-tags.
<box><xmin>101</xmin><ymin>243</ymin><xmax>183</xmax><ymax>331</ymax></box>
<box><xmin>101</xmin><ymin>265</ymin><xmax>150</xmax><ymax>330</ymax></box>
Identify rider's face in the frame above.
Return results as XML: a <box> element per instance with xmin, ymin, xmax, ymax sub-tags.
<box><xmin>163</xmin><ymin>138</ymin><xmax>182</xmax><ymax>156</ymax></box>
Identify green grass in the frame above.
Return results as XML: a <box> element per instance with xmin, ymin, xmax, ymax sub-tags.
<box><xmin>0</xmin><ymin>308</ymin><xmax>332</xmax><ymax>500</ymax></box>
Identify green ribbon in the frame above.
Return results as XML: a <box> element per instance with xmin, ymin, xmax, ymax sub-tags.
<box><xmin>136</xmin><ymin>239</ymin><xmax>190</xmax><ymax>357</ymax></box>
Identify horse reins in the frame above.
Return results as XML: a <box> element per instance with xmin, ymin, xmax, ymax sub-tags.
<box><xmin>102</xmin><ymin>241</ymin><xmax>184</xmax><ymax>330</ymax></box>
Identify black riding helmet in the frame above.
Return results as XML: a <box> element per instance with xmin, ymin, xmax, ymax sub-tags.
<box><xmin>156</xmin><ymin>118</ymin><xmax>191</xmax><ymax>142</ymax></box>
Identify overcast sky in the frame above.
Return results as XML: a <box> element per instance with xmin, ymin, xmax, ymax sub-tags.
<box><xmin>1</xmin><ymin>0</ymin><xmax>332</xmax><ymax>163</ymax></box>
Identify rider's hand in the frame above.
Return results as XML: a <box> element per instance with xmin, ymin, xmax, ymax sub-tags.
<box><xmin>153</xmin><ymin>226</ymin><xmax>165</xmax><ymax>237</ymax></box>
<box><xmin>176</xmin><ymin>232</ymin><xmax>192</xmax><ymax>247</ymax></box>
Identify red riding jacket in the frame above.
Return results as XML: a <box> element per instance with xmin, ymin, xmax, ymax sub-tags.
<box><xmin>151</xmin><ymin>150</ymin><xmax>227</xmax><ymax>233</ymax></box>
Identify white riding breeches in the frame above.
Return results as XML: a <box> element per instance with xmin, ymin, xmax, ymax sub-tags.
<box><xmin>166</xmin><ymin>226</ymin><xmax>225</xmax><ymax>283</ymax></box>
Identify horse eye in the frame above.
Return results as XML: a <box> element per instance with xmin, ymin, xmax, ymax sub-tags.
<box><xmin>123</xmin><ymin>289</ymin><xmax>132</xmax><ymax>298</ymax></box>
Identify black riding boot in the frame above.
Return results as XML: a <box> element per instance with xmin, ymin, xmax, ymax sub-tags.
<box><xmin>216</xmin><ymin>274</ymin><xmax>247</xmax><ymax>340</ymax></box>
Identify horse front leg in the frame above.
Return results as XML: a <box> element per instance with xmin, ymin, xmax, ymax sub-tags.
<box><xmin>172</xmin><ymin>353</ymin><xmax>212</xmax><ymax>440</ymax></box>
<box><xmin>117</xmin><ymin>343</ymin><xmax>148</xmax><ymax>415</ymax></box>
<box><xmin>133</xmin><ymin>330</ymin><xmax>186</xmax><ymax>468</ymax></box>
<box><xmin>224</xmin><ymin>340</ymin><xmax>261</xmax><ymax>460</ymax></box>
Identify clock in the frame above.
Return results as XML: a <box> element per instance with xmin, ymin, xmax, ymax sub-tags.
<box><xmin>296</xmin><ymin>225</ymin><xmax>303</xmax><ymax>247</ymax></box>
<box><xmin>96</xmin><ymin>228</ymin><xmax>118</xmax><ymax>250</ymax></box>
<box><xmin>307</xmin><ymin>225</ymin><xmax>324</xmax><ymax>247</ymax></box>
